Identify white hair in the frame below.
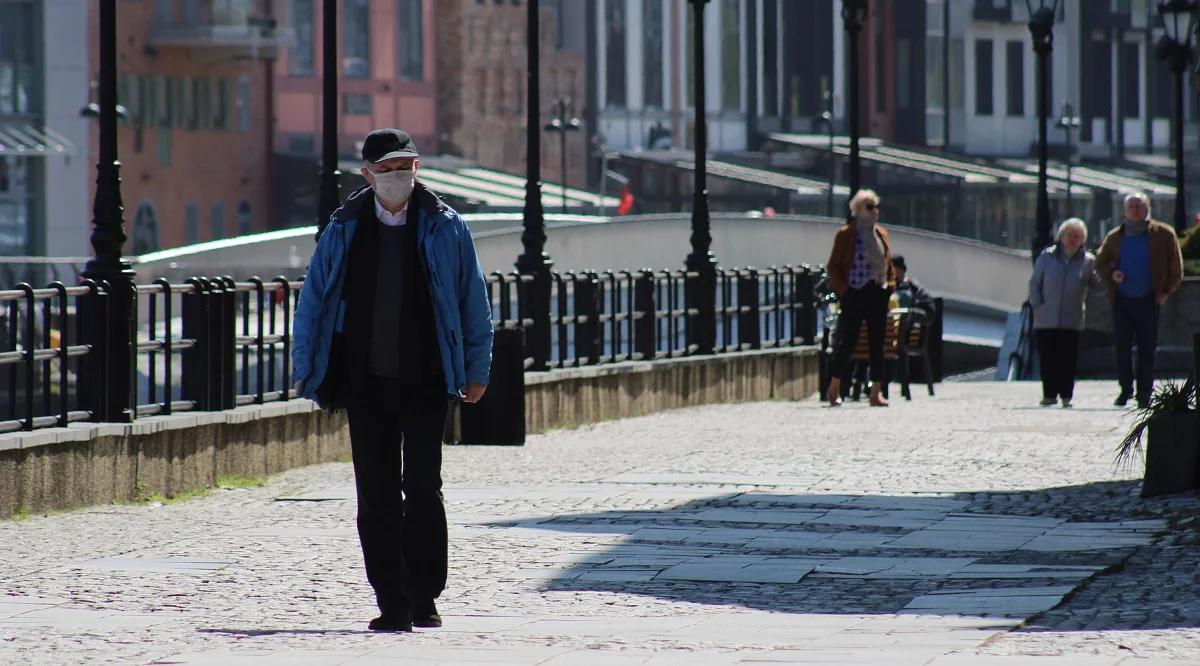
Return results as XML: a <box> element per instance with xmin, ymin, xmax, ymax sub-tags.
<box><xmin>1055</xmin><ymin>217</ymin><xmax>1088</xmax><ymax>242</ymax></box>
<box><xmin>1124</xmin><ymin>192</ymin><xmax>1150</xmax><ymax>209</ymax></box>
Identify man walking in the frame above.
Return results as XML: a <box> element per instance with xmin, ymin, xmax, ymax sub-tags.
<box><xmin>292</xmin><ymin>129</ymin><xmax>493</xmax><ymax>632</ymax></box>
<box><xmin>1095</xmin><ymin>192</ymin><xmax>1183</xmax><ymax>408</ymax></box>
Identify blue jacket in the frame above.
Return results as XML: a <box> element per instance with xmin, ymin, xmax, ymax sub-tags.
<box><xmin>291</xmin><ymin>183</ymin><xmax>493</xmax><ymax>404</ymax></box>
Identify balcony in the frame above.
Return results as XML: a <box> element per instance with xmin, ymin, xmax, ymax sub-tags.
<box><xmin>149</xmin><ymin>0</ymin><xmax>293</xmax><ymax>60</ymax></box>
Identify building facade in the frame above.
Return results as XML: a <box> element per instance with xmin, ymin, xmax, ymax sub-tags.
<box><xmin>434</xmin><ymin>0</ymin><xmax>586</xmax><ymax>187</ymax></box>
<box><xmin>90</xmin><ymin>0</ymin><xmax>286</xmax><ymax>252</ymax></box>
<box><xmin>0</xmin><ymin>0</ymin><xmax>90</xmax><ymax>257</ymax></box>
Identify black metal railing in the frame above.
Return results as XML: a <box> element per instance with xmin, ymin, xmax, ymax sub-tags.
<box><xmin>487</xmin><ymin>265</ymin><xmax>820</xmax><ymax>370</ymax></box>
<box><xmin>3</xmin><ymin>264</ymin><xmax>821</xmax><ymax>433</ymax></box>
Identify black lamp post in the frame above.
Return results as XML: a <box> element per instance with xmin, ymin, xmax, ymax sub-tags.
<box><xmin>685</xmin><ymin>0</ymin><xmax>716</xmax><ymax>355</ymax></box>
<box><xmin>544</xmin><ymin>98</ymin><xmax>582</xmax><ymax>215</ymax></box>
<box><xmin>317</xmin><ymin>0</ymin><xmax>340</xmax><ymax>236</ymax></box>
<box><xmin>81</xmin><ymin>0</ymin><xmax>135</xmax><ymax>422</ymax></box>
<box><xmin>1056</xmin><ymin>100</ymin><xmax>1080</xmax><ymax>217</ymax></box>
<box><xmin>1025</xmin><ymin>0</ymin><xmax>1060</xmax><ymax>263</ymax></box>
<box><xmin>841</xmin><ymin>0</ymin><xmax>868</xmax><ymax>200</ymax></box>
<box><xmin>1157</xmin><ymin>0</ymin><xmax>1197</xmax><ymax>235</ymax></box>
<box><xmin>516</xmin><ymin>0</ymin><xmax>552</xmax><ymax>370</ymax></box>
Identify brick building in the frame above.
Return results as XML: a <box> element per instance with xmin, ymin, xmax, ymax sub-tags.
<box><xmin>434</xmin><ymin>0</ymin><xmax>587</xmax><ymax>188</ymax></box>
<box><xmin>91</xmin><ymin>0</ymin><xmax>286</xmax><ymax>252</ymax></box>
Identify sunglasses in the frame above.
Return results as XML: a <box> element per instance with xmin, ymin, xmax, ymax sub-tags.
<box><xmin>864</xmin><ymin>203</ymin><xmax>879</xmax><ymax>211</ymax></box>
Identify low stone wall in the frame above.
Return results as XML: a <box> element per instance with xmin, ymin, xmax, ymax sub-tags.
<box><xmin>0</xmin><ymin>347</ymin><xmax>820</xmax><ymax>519</ymax></box>
<box><xmin>1080</xmin><ymin>277</ymin><xmax>1200</xmax><ymax>374</ymax></box>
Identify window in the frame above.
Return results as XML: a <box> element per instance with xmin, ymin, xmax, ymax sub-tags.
<box><xmin>181</xmin><ymin>76</ymin><xmax>196</xmax><ymax>129</ymax></box>
<box><xmin>643</xmin><ymin>0</ymin><xmax>663</xmax><ymax>108</ymax></box>
<box><xmin>344</xmin><ymin>0</ymin><xmax>371</xmax><ymax>79</ymax></box>
<box><xmin>397</xmin><ymin>0</ymin><xmax>424</xmax><ymax>81</ymax></box>
<box><xmin>0</xmin><ymin>0</ymin><xmax>40</xmax><ymax>116</ymax></box>
<box><xmin>237</xmin><ymin>76</ymin><xmax>251</xmax><ymax>131</ymax></box>
<box><xmin>926</xmin><ymin>35</ymin><xmax>945</xmax><ymax>109</ymax></box>
<box><xmin>605</xmin><ymin>0</ymin><xmax>626</xmax><ymax>107</ymax></box>
<box><xmin>1118</xmin><ymin>42</ymin><xmax>1139</xmax><ymax>119</ymax></box>
<box><xmin>0</xmin><ymin>156</ymin><xmax>32</xmax><ymax>255</ymax></box>
<box><xmin>1005</xmin><ymin>41</ymin><xmax>1024</xmax><ymax>116</ymax></box>
<box><xmin>131</xmin><ymin>202</ymin><xmax>159</xmax><ymax>254</ymax></box>
<box><xmin>974</xmin><ymin>39</ymin><xmax>993</xmax><ymax>116</ymax></box>
<box><xmin>156</xmin><ymin>128</ymin><xmax>171</xmax><ymax>166</ymax></box>
<box><xmin>185</xmin><ymin>202</ymin><xmax>199</xmax><ymax>244</ymax></box>
<box><xmin>237</xmin><ymin>201</ymin><xmax>252</xmax><ymax>236</ymax></box>
<box><xmin>155</xmin><ymin>75</ymin><xmax>172</xmax><ymax>127</ymax></box>
<box><xmin>211</xmin><ymin>201</ymin><xmax>226</xmax><ymax>240</ymax></box>
<box><xmin>289</xmin><ymin>0</ymin><xmax>315</xmax><ymax>76</ymax></box>
<box><xmin>721</xmin><ymin>0</ymin><xmax>740</xmax><ymax>111</ymax></box>
<box><xmin>345</xmin><ymin>93</ymin><xmax>372</xmax><ymax>115</ymax></box>
<box><xmin>763</xmin><ymin>0</ymin><xmax>779</xmax><ymax>116</ymax></box>
<box><xmin>287</xmin><ymin>133</ymin><xmax>315</xmax><ymax>155</ymax></box>
<box><xmin>213</xmin><ymin>78</ymin><xmax>230</xmax><ymax>129</ymax></box>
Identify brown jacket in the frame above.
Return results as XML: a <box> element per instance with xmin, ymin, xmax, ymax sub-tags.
<box><xmin>825</xmin><ymin>223</ymin><xmax>896</xmax><ymax>296</ymax></box>
<box><xmin>1094</xmin><ymin>219</ymin><xmax>1183</xmax><ymax>303</ymax></box>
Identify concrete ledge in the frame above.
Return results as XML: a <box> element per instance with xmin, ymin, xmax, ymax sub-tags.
<box><xmin>0</xmin><ymin>347</ymin><xmax>820</xmax><ymax>519</ymax></box>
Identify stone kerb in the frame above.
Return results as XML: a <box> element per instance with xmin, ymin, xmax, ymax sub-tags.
<box><xmin>0</xmin><ymin>347</ymin><xmax>820</xmax><ymax>519</ymax></box>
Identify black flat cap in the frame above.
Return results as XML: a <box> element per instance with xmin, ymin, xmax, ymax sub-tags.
<box><xmin>361</xmin><ymin>128</ymin><xmax>419</xmax><ymax>163</ymax></box>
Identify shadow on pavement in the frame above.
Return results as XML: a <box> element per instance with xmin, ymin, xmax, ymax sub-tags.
<box><xmin>198</xmin><ymin>628</ymin><xmax>365</xmax><ymax>637</ymax></box>
<box><xmin>481</xmin><ymin>482</ymin><xmax>1189</xmax><ymax>625</ymax></box>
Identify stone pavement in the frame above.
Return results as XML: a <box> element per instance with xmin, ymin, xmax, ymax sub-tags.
<box><xmin>1</xmin><ymin>380</ymin><xmax>1199</xmax><ymax>664</ymax></box>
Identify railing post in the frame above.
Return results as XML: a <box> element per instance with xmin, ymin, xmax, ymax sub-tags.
<box><xmin>181</xmin><ymin>278</ymin><xmax>210</xmax><ymax>411</ymax></box>
<box><xmin>574</xmin><ymin>272</ymin><xmax>601</xmax><ymax>365</ymax></box>
<box><xmin>77</xmin><ymin>280</ymin><xmax>111</xmax><ymax>422</ymax></box>
<box><xmin>633</xmin><ymin>270</ymin><xmax>656</xmax><ymax>361</ymax></box>
<box><xmin>738</xmin><ymin>269</ymin><xmax>761</xmax><ymax>350</ymax></box>
<box><xmin>215</xmin><ymin>277</ymin><xmax>237</xmax><ymax>410</ymax></box>
<box><xmin>796</xmin><ymin>267</ymin><xmax>817</xmax><ymax>346</ymax></box>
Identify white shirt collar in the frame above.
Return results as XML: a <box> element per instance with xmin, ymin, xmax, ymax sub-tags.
<box><xmin>374</xmin><ymin>196</ymin><xmax>409</xmax><ymax>227</ymax></box>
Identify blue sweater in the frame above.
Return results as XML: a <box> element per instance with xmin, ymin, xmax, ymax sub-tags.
<box><xmin>1117</xmin><ymin>232</ymin><xmax>1152</xmax><ymax>299</ymax></box>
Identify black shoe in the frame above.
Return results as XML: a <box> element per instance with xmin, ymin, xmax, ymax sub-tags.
<box><xmin>1136</xmin><ymin>397</ymin><xmax>1150</xmax><ymax>410</ymax></box>
<box><xmin>1114</xmin><ymin>392</ymin><xmax>1131</xmax><ymax>407</ymax></box>
<box><xmin>412</xmin><ymin>600</ymin><xmax>442</xmax><ymax>628</ymax></box>
<box><xmin>368</xmin><ymin>611</ymin><xmax>413</xmax><ymax>632</ymax></box>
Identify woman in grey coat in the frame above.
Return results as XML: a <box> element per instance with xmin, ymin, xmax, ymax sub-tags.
<box><xmin>1028</xmin><ymin>218</ymin><xmax>1102</xmax><ymax>407</ymax></box>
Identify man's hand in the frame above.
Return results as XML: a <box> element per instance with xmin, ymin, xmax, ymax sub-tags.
<box><xmin>1156</xmin><ymin>292</ymin><xmax>1168</xmax><ymax>306</ymax></box>
<box><xmin>1112</xmin><ymin>270</ymin><xmax>1125</xmax><ymax>284</ymax></box>
<box><xmin>463</xmin><ymin>382</ymin><xmax>487</xmax><ymax>404</ymax></box>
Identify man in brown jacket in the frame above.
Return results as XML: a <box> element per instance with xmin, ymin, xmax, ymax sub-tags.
<box><xmin>825</xmin><ymin>189</ymin><xmax>896</xmax><ymax>407</ymax></box>
<box><xmin>1094</xmin><ymin>192</ymin><xmax>1184</xmax><ymax>408</ymax></box>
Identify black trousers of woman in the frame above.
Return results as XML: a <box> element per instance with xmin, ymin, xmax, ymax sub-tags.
<box><xmin>1036</xmin><ymin>328</ymin><xmax>1081</xmax><ymax>401</ymax></box>
<box><xmin>831</xmin><ymin>282</ymin><xmax>890</xmax><ymax>385</ymax></box>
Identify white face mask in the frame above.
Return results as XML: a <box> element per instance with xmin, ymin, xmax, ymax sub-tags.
<box><xmin>372</xmin><ymin>168</ymin><xmax>415</xmax><ymax>204</ymax></box>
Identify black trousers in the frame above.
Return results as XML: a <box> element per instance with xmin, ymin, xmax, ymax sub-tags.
<box><xmin>1036</xmin><ymin>328</ymin><xmax>1080</xmax><ymax>401</ymax></box>
<box><xmin>346</xmin><ymin>380</ymin><xmax>450</xmax><ymax>615</ymax></box>
<box><xmin>831</xmin><ymin>283</ymin><xmax>889</xmax><ymax>384</ymax></box>
<box><xmin>1113</xmin><ymin>294</ymin><xmax>1160</xmax><ymax>402</ymax></box>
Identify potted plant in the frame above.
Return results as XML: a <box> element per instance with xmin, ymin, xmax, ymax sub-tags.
<box><xmin>1116</xmin><ymin>379</ymin><xmax>1200</xmax><ymax>498</ymax></box>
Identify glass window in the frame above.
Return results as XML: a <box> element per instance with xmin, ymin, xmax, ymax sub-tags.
<box><xmin>156</xmin><ymin>127</ymin><xmax>172</xmax><ymax>166</ymax></box>
<box><xmin>1005</xmin><ymin>41</ymin><xmax>1024</xmax><ymax>116</ymax></box>
<box><xmin>398</xmin><ymin>0</ymin><xmax>424</xmax><ymax>81</ymax></box>
<box><xmin>237</xmin><ymin>201</ymin><xmax>252</xmax><ymax>236</ymax></box>
<box><xmin>131</xmin><ymin>202</ymin><xmax>159</xmax><ymax>254</ymax></box>
<box><xmin>290</xmin><ymin>0</ymin><xmax>315</xmax><ymax>76</ymax></box>
<box><xmin>344</xmin><ymin>0</ymin><xmax>371</xmax><ymax>79</ymax></box>
<box><xmin>185</xmin><ymin>202</ymin><xmax>199</xmax><ymax>243</ymax></box>
<box><xmin>214</xmin><ymin>78</ymin><xmax>230</xmax><ymax>129</ymax></box>
<box><xmin>974</xmin><ymin>39</ymin><xmax>993</xmax><ymax>116</ymax></box>
<box><xmin>211</xmin><ymin>201</ymin><xmax>226</xmax><ymax>240</ymax></box>
<box><xmin>237</xmin><ymin>76</ymin><xmax>251</xmax><ymax>131</ymax></box>
<box><xmin>926</xmin><ymin>35</ymin><xmax>945</xmax><ymax>110</ymax></box>
<box><xmin>605</xmin><ymin>0</ymin><xmax>626</xmax><ymax>107</ymax></box>
<box><xmin>643</xmin><ymin>0</ymin><xmax>663</xmax><ymax>108</ymax></box>
<box><xmin>345</xmin><ymin>93</ymin><xmax>372</xmax><ymax>115</ymax></box>
<box><xmin>0</xmin><ymin>156</ymin><xmax>32</xmax><ymax>255</ymax></box>
<box><xmin>721</xmin><ymin>0</ymin><xmax>740</xmax><ymax>111</ymax></box>
<box><xmin>0</xmin><ymin>0</ymin><xmax>40</xmax><ymax>116</ymax></box>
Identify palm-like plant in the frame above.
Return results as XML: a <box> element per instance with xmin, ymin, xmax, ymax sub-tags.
<box><xmin>1115</xmin><ymin>378</ymin><xmax>1198</xmax><ymax>469</ymax></box>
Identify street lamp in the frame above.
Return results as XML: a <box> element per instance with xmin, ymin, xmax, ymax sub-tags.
<box><xmin>1025</xmin><ymin>0</ymin><xmax>1061</xmax><ymax>263</ymax></box>
<box><xmin>841</xmin><ymin>0</ymin><xmax>868</xmax><ymax>200</ymax></box>
<box><xmin>316</xmin><ymin>0</ymin><xmax>340</xmax><ymax>236</ymax></box>
<box><xmin>1056</xmin><ymin>100</ymin><xmax>1080</xmax><ymax>217</ymax></box>
<box><xmin>1157</xmin><ymin>0</ymin><xmax>1197</xmax><ymax>235</ymax></box>
<box><xmin>516</xmin><ymin>0</ymin><xmax>553</xmax><ymax>370</ymax></box>
<box><xmin>544</xmin><ymin>98</ymin><xmax>582</xmax><ymax>215</ymax></box>
<box><xmin>686</xmin><ymin>0</ymin><xmax>716</xmax><ymax>355</ymax></box>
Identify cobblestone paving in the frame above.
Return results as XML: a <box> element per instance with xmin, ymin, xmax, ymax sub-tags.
<box><xmin>0</xmin><ymin>381</ymin><xmax>1198</xmax><ymax>664</ymax></box>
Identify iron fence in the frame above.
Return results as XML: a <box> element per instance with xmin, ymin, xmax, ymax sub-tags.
<box><xmin>2</xmin><ymin>264</ymin><xmax>822</xmax><ymax>433</ymax></box>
